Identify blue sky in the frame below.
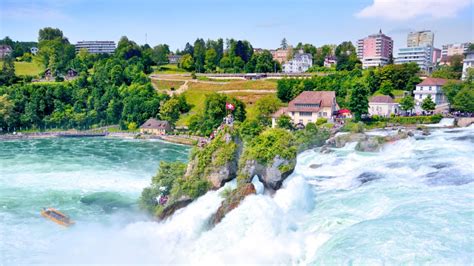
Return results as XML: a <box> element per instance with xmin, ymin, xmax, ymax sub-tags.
<box><xmin>1</xmin><ymin>0</ymin><xmax>472</xmax><ymax>51</ymax></box>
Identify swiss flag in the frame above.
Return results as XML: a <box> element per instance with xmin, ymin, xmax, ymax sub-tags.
<box><xmin>226</xmin><ymin>102</ymin><xmax>235</xmax><ymax>111</ymax></box>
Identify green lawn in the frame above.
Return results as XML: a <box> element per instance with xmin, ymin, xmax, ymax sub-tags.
<box><xmin>152</xmin><ymin>64</ymin><xmax>188</xmax><ymax>74</ymax></box>
<box><xmin>14</xmin><ymin>61</ymin><xmax>43</xmax><ymax>76</ymax></box>
<box><xmin>175</xmin><ymin>79</ymin><xmax>277</xmax><ymax>127</ymax></box>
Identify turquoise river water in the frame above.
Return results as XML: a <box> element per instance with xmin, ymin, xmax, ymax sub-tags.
<box><xmin>0</xmin><ymin>127</ymin><xmax>473</xmax><ymax>264</ymax></box>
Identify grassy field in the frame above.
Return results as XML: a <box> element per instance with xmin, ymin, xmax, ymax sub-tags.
<box><xmin>175</xmin><ymin>79</ymin><xmax>277</xmax><ymax>126</ymax></box>
<box><xmin>14</xmin><ymin>61</ymin><xmax>43</xmax><ymax>76</ymax></box>
<box><xmin>152</xmin><ymin>64</ymin><xmax>188</xmax><ymax>74</ymax></box>
<box><xmin>151</xmin><ymin>79</ymin><xmax>185</xmax><ymax>91</ymax></box>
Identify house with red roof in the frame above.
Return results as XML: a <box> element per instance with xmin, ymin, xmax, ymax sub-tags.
<box><xmin>413</xmin><ymin>77</ymin><xmax>455</xmax><ymax>112</ymax></box>
<box><xmin>368</xmin><ymin>95</ymin><xmax>400</xmax><ymax>117</ymax></box>
<box><xmin>271</xmin><ymin>91</ymin><xmax>338</xmax><ymax>128</ymax></box>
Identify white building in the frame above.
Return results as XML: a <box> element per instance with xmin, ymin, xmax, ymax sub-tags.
<box><xmin>323</xmin><ymin>56</ymin><xmax>337</xmax><ymax>68</ymax></box>
<box><xmin>462</xmin><ymin>51</ymin><xmax>474</xmax><ymax>80</ymax></box>
<box><xmin>30</xmin><ymin>47</ymin><xmax>38</xmax><ymax>55</ymax></box>
<box><xmin>395</xmin><ymin>46</ymin><xmax>433</xmax><ymax>73</ymax></box>
<box><xmin>368</xmin><ymin>96</ymin><xmax>400</xmax><ymax>117</ymax></box>
<box><xmin>283</xmin><ymin>51</ymin><xmax>313</xmax><ymax>73</ymax></box>
<box><xmin>75</xmin><ymin>41</ymin><xmax>116</xmax><ymax>54</ymax></box>
<box><xmin>413</xmin><ymin>78</ymin><xmax>450</xmax><ymax>112</ymax></box>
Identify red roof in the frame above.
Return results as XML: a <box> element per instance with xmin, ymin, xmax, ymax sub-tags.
<box><xmin>271</xmin><ymin>107</ymin><xmax>289</xmax><ymax>118</ymax></box>
<box><xmin>417</xmin><ymin>77</ymin><xmax>448</xmax><ymax>86</ymax></box>
<box><xmin>287</xmin><ymin>91</ymin><xmax>336</xmax><ymax>112</ymax></box>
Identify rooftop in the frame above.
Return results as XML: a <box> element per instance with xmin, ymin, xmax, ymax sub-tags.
<box><xmin>417</xmin><ymin>77</ymin><xmax>450</xmax><ymax>86</ymax></box>
<box><xmin>370</xmin><ymin>95</ymin><xmax>394</xmax><ymax>103</ymax></box>
<box><xmin>140</xmin><ymin>118</ymin><xmax>170</xmax><ymax>129</ymax></box>
<box><xmin>288</xmin><ymin>91</ymin><xmax>336</xmax><ymax>112</ymax></box>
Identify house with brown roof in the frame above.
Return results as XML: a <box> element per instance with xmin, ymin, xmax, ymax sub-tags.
<box><xmin>271</xmin><ymin>91</ymin><xmax>338</xmax><ymax>128</ymax></box>
<box><xmin>369</xmin><ymin>95</ymin><xmax>400</xmax><ymax>117</ymax></box>
<box><xmin>140</xmin><ymin>118</ymin><xmax>171</xmax><ymax>135</ymax></box>
<box><xmin>413</xmin><ymin>77</ymin><xmax>453</xmax><ymax>112</ymax></box>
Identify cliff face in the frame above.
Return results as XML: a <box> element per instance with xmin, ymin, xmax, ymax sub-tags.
<box><xmin>238</xmin><ymin>156</ymin><xmax>295</xmax><ymax>191</ymax></box>
<box><xmin>146</xmin><ymin>126</ymin><xmax>325</xmax><ymax>223</ymax></box>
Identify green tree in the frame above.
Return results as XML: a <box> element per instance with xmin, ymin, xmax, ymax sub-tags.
<box><xmin>277</xmin><ymin>114</ymin><xmax>293</xmax><ymax>129</ymax></box>
<box><xmin>193</xmin><ymin>38</ymin><xmax>206</xmax><ymax>73</ymax></box>
<box><xmin>335</xmin><ymin>41</ymin><xmax>359</xmax><ymax>71</ymax></box>
<box><xmin>442</xmin><ymin>81</ymin><xmax>463</xmax><ymax>104</ymax></box>
<box><xmin>379</xmin><ymin>80</ymin><xmax>394</xmax><ymax>96</ymax></box>
<box><xmin>349</xmin><ymin>81</ymin><xmax>369</xmax><ymax>121</ymax></box>
<box><xmin>204</xmin><ymin>48</ymin><xmax>218</xmax><ymax>72</ymax></box>
<box><xmin>254</xmin><ymin>95</ymin><xmax>282</xmax><ymax>126</ymax></box>
<box><xmin>179</xmin><ymin>54</ymin><xmax>194</xmax><ymax>71</ymax></box>
<box><xmin>399</xmin><ymin>95</ymin><xmax>415</xmax><ymax>113</ymax></box>
<box><xmin>0</xmin><ymin>55</ymin><xmax>16</xmax><ymax>86</ymax></box>
<box><xmin>0</xmin><ymin>94</ymin><xmax>13</xmax><ymax>128</ymax></box>
<box><xmin>452</xmin><ymin>87</ymin><xmax>474</xmax><ymax>112</ymax></box>
<box><xmin>421</xmin><ymin>95</ymin><xmax>436</xmax><ymax>112</ymax></box>
<box><xmin>281</xmin><ymin>38</ymin><xmax>288</xmax><ymax>49</ymax></box>
<box><xmin>238</xmin><ymin>118</ymin><xmax>263</xmax><ymax>141</ymax></box>
<box><xmin>159</xmin><ymin>98</ymin><xmax>181</xmax><ymax>126</ymax></box>
<box><xmin>152</xmin><ymin>44</ymin><xmax>170</xmax><ymax>65</ymax></box>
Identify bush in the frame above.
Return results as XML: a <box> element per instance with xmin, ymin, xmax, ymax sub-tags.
<box><xmin>316</xmin><ymin>117</ymin><xmax>328</xmax><ymax>125</ymax></box>
<box><xmin>242</xmin><ymin>128</ymin><xmax>297</xmax><ymax>165</ymax></box>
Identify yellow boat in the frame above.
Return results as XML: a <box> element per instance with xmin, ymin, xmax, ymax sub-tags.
<box><xmin>41</xmin><ymin>208</ymin><xmax>75</xmax><ymax>227</ymax></box>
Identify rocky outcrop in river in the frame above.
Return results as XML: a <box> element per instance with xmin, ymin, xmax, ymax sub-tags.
<box><xmin>210</xmin><ymin>183</ymin><xmax>256</xmax><ymax>225</ymax></box>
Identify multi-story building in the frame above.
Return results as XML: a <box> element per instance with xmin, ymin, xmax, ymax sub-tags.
<box><xmin>413</xmin><ymin>78</ymin><xmax>450</xmax><ymax>112</ymax></box>
<box><xmin>271</xmin><ymin>91</ymin><xmax>338</xmax><ymax>127</ymax></box>
<box><xmin>283</xmin><ymin>51</ymin><xmax>313</xmax><ymax>73</ymax></box>
<box><xmin>441</xmin><ymin>43</ymin><xmax>471</xmax><ymax>62</ymax></box>
<box><xmin>30</xmin><ymin>47</ymin><xmax>39</xmax><ymax>55</ymax></box>
<box><xmin>357</xmin><ymin>30</ymin><xmax>393</xmax><ymax>69</ymax></box>
<box><xmin>75</xmin><ymin>41</ymin><xmax>116</xmax><ymax>54</ymax></box>
<box><xmin>0</xmin><ymin>45</ymin><xmax>12</xmax><ymax>59</ymax></box>
<box><xmin>462</xmin><ymin>50</ymin><xmax>474</xmax><ymax>80</ymax></box>
<box><xmin>395</xmin><ymin>46</ymin><xmax>433</xmax><ymax>72</ymax></box>
<box><xmin>271</xmin><ymin>48</ymin><xmax>290</xmax><ymax>64</ymax></box>
<box><xmin>407</xmin><ymin>30</ymin><xmax>434</xmax><ymax>47</ymax></box>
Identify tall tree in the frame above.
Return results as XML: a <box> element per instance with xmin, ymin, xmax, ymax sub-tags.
<box><xmin>421</xmin><ymin>95</ymin><xmax>436</xmax><ymax>112</ymax></box>
<box><xmin>348</xmin><ymin>81</ymin><xmax>369</xmax><ymax>121</ymax></box>
<box><xmin>152</xmin><ymin>44</ymin><xmax>170</xmax><ymax>65</ymax></box>
<box><xmin>0</xmin><ymin>55</ymin><xmax>16</xmax><ymax>86</ymax></box>
<box><xmin>399</xmin><ymin>95</ymin><xmax>415</xmax><ymax>113</ymax></box>
<box><xmin>452</xmin><ymin>87</ymin><xmax>474</xmax><ymax>112</ymax></box>
<box><xmin>281</xmin><ymin>38</ymin><xmax>288</xmax><ymax>49</ymax></box>
<box><xmin>205</xmin><ymin>48</ymin><xmax>218</xmax><ymax>72</ymax></box>
<box><xmin>193</xmin><ymin>39</ymin><xmax>206</xmax><ymax>73</ymax></box>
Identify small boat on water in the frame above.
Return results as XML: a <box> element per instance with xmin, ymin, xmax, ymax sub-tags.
<box><xmin>41</xmin><ymin>208</ymin><xmax>75</xmax><ymax>227</ymax></box>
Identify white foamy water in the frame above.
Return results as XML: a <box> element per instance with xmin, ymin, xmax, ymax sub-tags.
<box><xmin>1</xmin><ymin>127</ymin><xmax>473</xmax><ymax>264</ymax></box>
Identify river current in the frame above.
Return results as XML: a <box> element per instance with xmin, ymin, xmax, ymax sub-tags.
<box><xmin>0</xmin><ymin>127</ymin><xmax>473</xmax><ymax>264</ymax></box>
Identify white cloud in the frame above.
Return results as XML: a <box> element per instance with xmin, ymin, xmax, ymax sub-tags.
<box><xmin>356</xmin><ymin>0</ymin><xmax>472</xmax><ymax>20</ymax></box>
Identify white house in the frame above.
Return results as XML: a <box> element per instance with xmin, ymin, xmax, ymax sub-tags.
<box><xmin>271</xmin><ymin>91</ymin><xmax>338</xmax><ymax>128</ymax></box>
<box><xmin>368</xmin><ymin>96</ymin><xmax>399</xmax><ymax>117</ymax></box>
<box><xmin>462</xmin><ymin>51</ymin><xmax>474</xmax><ymax>80</ymax></box>
<box><xmin>413</xmin><ymin>78</ymin><xmax>452</xmax><ymax>112</ymax></box>
<box><xmin>283</xmin><ymin>51</ymin><xmax>313</xmax><ymax>73</ymax></box>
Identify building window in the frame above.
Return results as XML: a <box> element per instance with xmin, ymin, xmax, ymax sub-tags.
<box><xmin>323</xmin><ymin>112</ymin><xmax>327</xmax><ymax>116</ymax></box>
<box><xmin>419</xmin><ymin>95</ymin><xmax>422</xmax><ymax>99</ymax></box>
<box><xmin>299</xmin><ymin>119</ymin><xmax>303</xmax><ymax>123</ymax></box>
<box><xmin>299</xmin><ymin>112</ymin><xmax>312</xmax><ymax>116</ymax></box>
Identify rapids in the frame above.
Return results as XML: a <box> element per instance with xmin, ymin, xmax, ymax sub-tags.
<box><xmin>0</xmin><ymin>127</ymin><xmax>473</xmax><ymax>264</ymax></box>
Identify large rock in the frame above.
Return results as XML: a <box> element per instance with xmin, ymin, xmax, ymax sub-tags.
<box><xmin>211</xmin><ymin>183</ymin><xmax>256</xmax><ymax>225</ymax></box>
<box><xmin>330</xmin><ymin>133</ymin><xmax>367</xmax><ymax>148</ymax></box>
<box><xmin>207</xmin><ymin>160</ymin><xmax>238</xmax><ymax>188</ymax></box>
<box><xmin>239</xmin><ymin>155</ymin><xmax>295</xmax><ymax>191</ymax></box>
<box><xmin>158</xmin><ymin>197</ymin><xmax>193</xmax><ymax>220</ymax></box>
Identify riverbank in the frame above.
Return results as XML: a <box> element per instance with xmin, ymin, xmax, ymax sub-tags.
<box><xmin>0</xmin><ymin>131</ymin><xmax>199</xmax><ymax>146</ymax></box>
